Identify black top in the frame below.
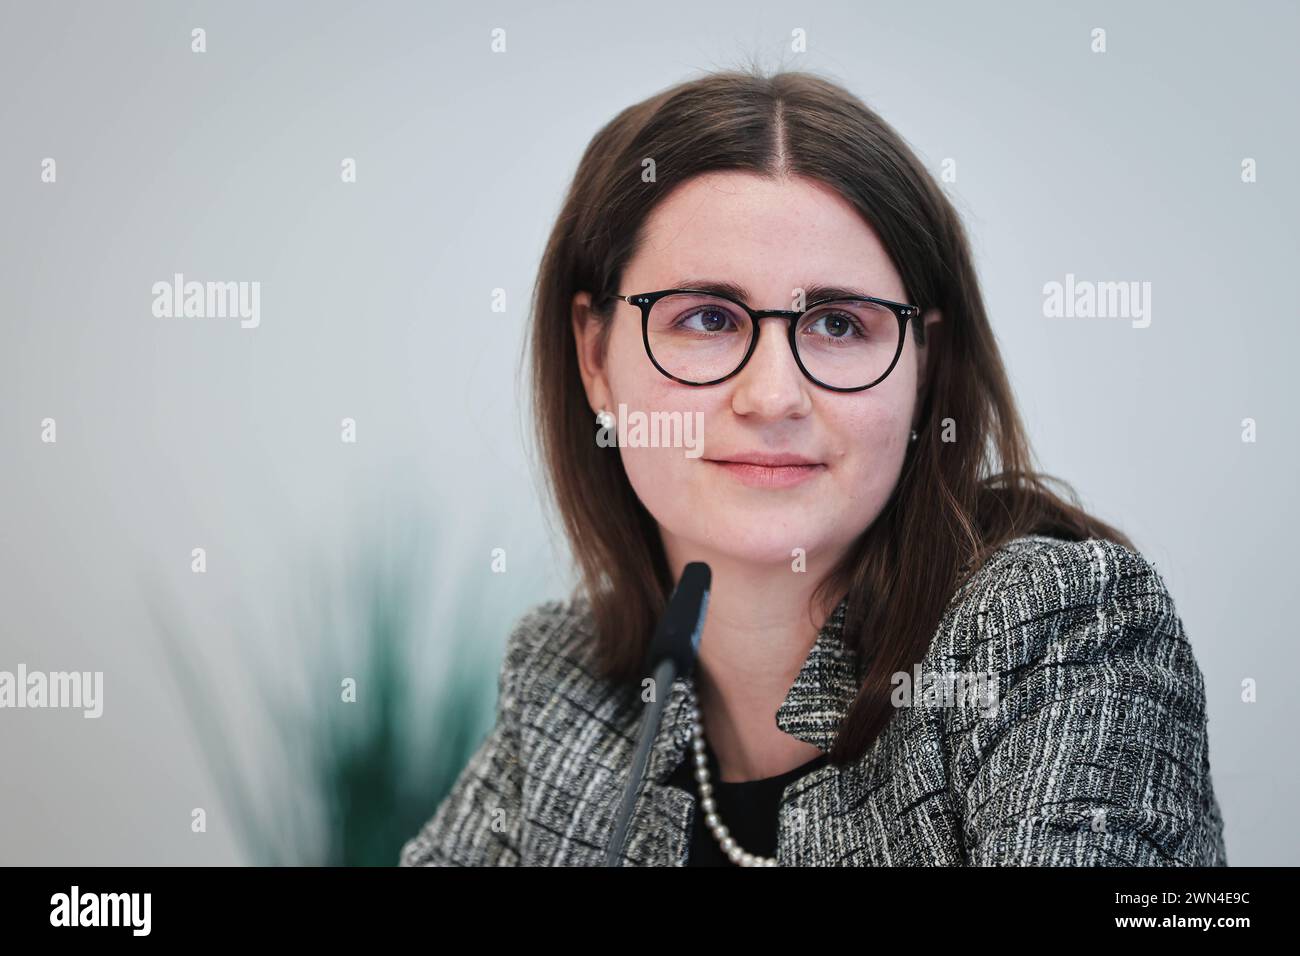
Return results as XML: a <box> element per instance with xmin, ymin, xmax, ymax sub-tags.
<box><xmin>665</xmin><ymin>736</ymin><xmax>830</xmax><ymax>865</ymax></box>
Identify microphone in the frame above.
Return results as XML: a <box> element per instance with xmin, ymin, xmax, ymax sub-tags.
<box><xmin>604</xmin><ymin>561</ymin><xmax>711</xmax><ymax>866</ymax></box>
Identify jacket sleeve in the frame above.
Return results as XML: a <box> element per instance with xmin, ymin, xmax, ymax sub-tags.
<box><xmin>952</xmin><ymin>538</ymin><xmax>1228</xmax><ymax>866</ymax></box>
<box><xmin>398</xmin><ymin>606</ymin><xmax>542</xmax><ymax>867</ymax></box>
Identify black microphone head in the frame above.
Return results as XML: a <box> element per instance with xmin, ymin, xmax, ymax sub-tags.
<box><xmin>645</xmin><ymin>561</ymin><xmax>710</xmax><ymax>678</ymax></box>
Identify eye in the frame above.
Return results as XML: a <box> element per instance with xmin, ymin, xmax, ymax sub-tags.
<box><xmin>803</xmin><ymin>310</ymin><xmax>866</xmax><ymax>340</ymax></box>
<box><xmin>676</xmin><ymin>304</ymin><xmax>741</xmax><ymax>333</ymax></box>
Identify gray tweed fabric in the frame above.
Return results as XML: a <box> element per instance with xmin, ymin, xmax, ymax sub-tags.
<box><xmin>400</xmin><ymin>534</ymin><xmax>1228</xmax><ymax>866</ymax></box>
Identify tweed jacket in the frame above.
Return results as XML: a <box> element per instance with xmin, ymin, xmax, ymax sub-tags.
<box><xmin>400</xmin><ymin>534</ymin><xmax>1228</xmax><ymax>866</ymax></box>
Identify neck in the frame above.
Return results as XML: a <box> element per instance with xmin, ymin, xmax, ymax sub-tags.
<box><xmin>660</xmin><ymin>537</ymin><xmax>845</xmax><ymax>782</ymax></box>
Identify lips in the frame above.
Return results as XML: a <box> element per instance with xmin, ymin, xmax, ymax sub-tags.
<box><xmin>709</xmin><ymin>452</ymin><xmax>819</xmax><ymax>467</ymax></box>
<box><xmin>704</xmin><ymin>453</ymin><xmax>826</xmax><ymax>489</ymax></box>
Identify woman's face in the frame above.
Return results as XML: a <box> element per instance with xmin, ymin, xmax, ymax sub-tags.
<box><xmin>573</xmin><ymin>171</ymin><xmax>937</xmax><ymax>572</ymax></box>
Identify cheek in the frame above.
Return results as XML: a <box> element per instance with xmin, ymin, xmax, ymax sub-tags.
<box><xmin>620</xmin><ymin>445</ymin><xmax>694</xmax><ymax>528</ymax></box>
<box><xmin>613</xmin><ymin>386</ymin><xmax>715</xmax><ymax>516</ymax></box>
<box><xmin>603</xmin><ymin>331</ymin><xmax>716</xmax><ymax>518</ymax></box>
<box><xmin>822</xmin><ymin>386</ymin><xmax>914</xmax><ymax>502</ymax></box>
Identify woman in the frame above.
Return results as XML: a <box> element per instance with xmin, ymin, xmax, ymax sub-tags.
<box><xmin>401</xmin><ymin>69</ymin><xmax>1227</xmax><ymax>866</ymax></box>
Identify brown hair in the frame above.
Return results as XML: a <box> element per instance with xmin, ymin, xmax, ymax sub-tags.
<box><xmin>527</xmin><ymin>68</ymin><xmax>1133</xmax><ymax>765</ymax></box>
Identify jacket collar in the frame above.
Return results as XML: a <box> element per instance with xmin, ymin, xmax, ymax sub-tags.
<box><xmin>644</xmin><ymin>596</ymin><xmax>862</xmax><ymax>783</ymax></box>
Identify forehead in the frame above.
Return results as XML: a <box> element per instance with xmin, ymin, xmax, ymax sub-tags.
<box><xmin>630</xmin><ymin>171</ymin><xmax>903</xmax><ymax>301</ymax></box>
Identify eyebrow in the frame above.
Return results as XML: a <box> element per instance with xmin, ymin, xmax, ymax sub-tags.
<box><xmin>673</xmin><ymin>278</ymin><xmax>879</xmax><ymax>305</ymax></box>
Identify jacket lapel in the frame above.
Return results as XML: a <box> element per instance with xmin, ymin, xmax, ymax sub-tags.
<box><xmin>773</xmin><ymin>598</ymin><xmax>865</xmax><ymax>751</ymax></box>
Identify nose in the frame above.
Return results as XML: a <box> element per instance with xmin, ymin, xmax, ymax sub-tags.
<box><xmin>729</xmin><ymin>317</ymin><xmax>813</xmax><ymax>420</ymax></box>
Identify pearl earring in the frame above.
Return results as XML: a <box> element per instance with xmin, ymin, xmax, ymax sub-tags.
<box><xmin>596</xmin><ymin>408</ymin><xmax>614</xmax><ymax>430</ymax></box>
<box><xmin>910</xmin><ymin>428</ymin><xmax>918</xmax><ymax>442</ymax></box>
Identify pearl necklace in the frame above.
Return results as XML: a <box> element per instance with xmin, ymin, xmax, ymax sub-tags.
<box><xmin>689</xmin><ymin>712</ymin><xmax>779</xmax><ymax>867</ymax></box>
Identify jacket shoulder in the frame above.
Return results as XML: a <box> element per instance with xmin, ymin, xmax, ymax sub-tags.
<box><xmin>940</xmin><ymin>536</ymin><xmax>1227</xmax><ymax>864</ymax></box>
<box><xmin>957</xmin><ymin>535</ymin><xmax>1183</xmax><ymax>668</ymax></box>
<box><xmin>501</xmin><ymin>593</ymin><xmax>604</xmax><ymax>706</ymax></box>
<box><xmin>396</xmin><ymin>594</ymin><xmax>605</xmax><ymax>867</ymax></box>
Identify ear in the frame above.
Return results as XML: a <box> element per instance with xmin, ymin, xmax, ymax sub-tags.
<box><xmin>571</xmin><ymin>291</ymin><xmax>612</xmax><ymax>415</ymax></box>
<box><xmin>915</xmin><ymin>308</ymin><xmax>943</xmax><ymax>391</ymax></box>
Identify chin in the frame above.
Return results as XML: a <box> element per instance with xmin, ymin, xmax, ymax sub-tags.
<box><xmin>689</xmin><ymin>512</ymin><xmax>839</xmax><ymax>567</ymax></box>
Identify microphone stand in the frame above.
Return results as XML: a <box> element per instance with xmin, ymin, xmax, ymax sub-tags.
<box><xmin>604</xmin><ymin>562</ymin><xmax>710</xmax><ymax>866</ymax></box>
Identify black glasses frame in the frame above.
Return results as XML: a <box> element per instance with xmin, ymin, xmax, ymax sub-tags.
<box><xmin>607</xmin><ymin>288</ymin><xmax>925</xmax><ymax>392</ymax></box>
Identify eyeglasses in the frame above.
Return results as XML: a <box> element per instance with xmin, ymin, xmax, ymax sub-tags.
<box><xmin>606</xmin><ymin>288</ymin><xmax>925</xmax><ymax>392</ymax></box>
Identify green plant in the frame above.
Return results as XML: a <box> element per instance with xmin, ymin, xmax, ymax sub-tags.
<box><xmin>151</xmin><ymin>515</ymin><xmax>506</xmax><ymax>866</ymax></box>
